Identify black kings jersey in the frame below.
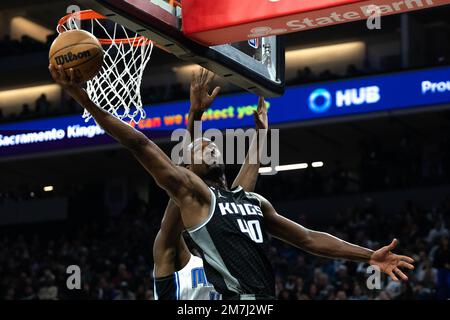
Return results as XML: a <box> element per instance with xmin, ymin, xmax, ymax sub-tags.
<box><xmin>186</xmin><ymin>186</ymin><xmax>275</xmax><ymax>299</ymax></box>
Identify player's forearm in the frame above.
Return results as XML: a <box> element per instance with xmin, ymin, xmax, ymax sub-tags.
<box><xmin>265</xmin><ymin>198</ymin><xmax>374</xmax><ymax>263</ymax></box>
<box><xmin>73</xmin><ymin>88</ymin><xmax>149</xmax><ymax>150</ymax></box>
<box><xmin>72</xmin><ymin>90</ymin><xmax>196</xmax><ymax>203</ymax></box>
<box><xmin>232</xmin><ymin>132</ymin><xmax>261</xmax><ymax>191</ymax></box>
<box><xmin>305</xmin><ymin>230</ymin><xmax>374</xmax><ymax>263</ymax></box>
<box><xmin>187</xmin><ymin>110</ymin><xmax>203</xmax><ymax>138</ymax></box>
<box><xmin>270</xmin><ymin>215</ymin><xmax>373</xmax><ymax>263</ymax></box>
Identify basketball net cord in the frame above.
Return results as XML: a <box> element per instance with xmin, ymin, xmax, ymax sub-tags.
<box><xmin>60</xmin><ymin>17</ymin><xmax>153</xmax><ymax>124</ymax></box>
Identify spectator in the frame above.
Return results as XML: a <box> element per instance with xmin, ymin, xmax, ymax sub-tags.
<box><xmin>35</xmin><ymin>94</ymin><xmax>51</xmax><ymax>115</ymax></box>
<box><xmin>308</xmin><ymin>283</ymin><xmax>318</xmax><ymax>300</ymax></box>
<box><xmin>346</xmin><ymin>64</ymin><xmax>362</xmax><ymax>77</ymax></box>
<box><xmin>427</xmin><ymin>221</ymin><xmax>449</xmax><ymax>244</ymax></box>
<box><xmin>433</xmin><ymin>236</ymin><xmax>450</xmax><ymax>299</ymax></box>
<box><xmin>349</xmin><ymin>284</ymin><xmax>368</xmax><ymax>300</ymax></box>
<box><xmin>113</xmin><ymin>281</ymin><xmax>136</xmax><ymax>300</ymax></box>
<box><xmin>37</xmin><ymin>272</ymin><xmax>58</xmax><ymax>300</ymax></box>
<box><xmin>293</xmin><ymin>255</ymin><xmax>310</xmax><ymax>280</ymax></box>
<box><xmin>20</xmin><ymin>104</ymin><xmax>31</xmax><ymax>117</ymax></box>
<box><xmin>376</xmin><ymin>291</ymin><xmax>391</xmax><ymax>300</ymax></box>
<box><xmin>335</xmin><ymin>290</ymin><xmax>347</xmax><ymax>300</ymax></box>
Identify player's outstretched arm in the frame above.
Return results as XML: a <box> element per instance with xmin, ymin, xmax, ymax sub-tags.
<box><xmin>232</xmin><ymin>97</ymin><xmax>268</xmax><ymax>192</ymax></box>
<box><xmin>259</xmin><ymin>195</ymin><xmax>415</xmax><ymax>281</ymax></box>
<box><xmin>49</xmin><ymin>65</ymin><xmax>210</xmax><ymax>218</ymax></box>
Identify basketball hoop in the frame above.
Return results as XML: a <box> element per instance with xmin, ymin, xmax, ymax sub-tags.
<box><xmin>57</xmin><ymin>10</ymin><xmax>154</xmax><ymax>124</ymax></box>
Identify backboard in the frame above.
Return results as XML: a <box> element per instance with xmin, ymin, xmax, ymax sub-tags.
<box><xmin>76</xmin><ymin>0</ymin><xmax>285</xmax><ymax>97</ymax></box>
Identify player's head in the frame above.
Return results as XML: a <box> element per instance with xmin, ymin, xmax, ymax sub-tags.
<box><xmin>185</xmin><ymin>137</ymin><xmax>225</xmax><ymax>181</ymax></box>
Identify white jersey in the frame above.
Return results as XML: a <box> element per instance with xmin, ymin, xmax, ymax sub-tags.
<box><xmin>154</xmin><ymin>255</ymin><xmax>221</xmax><ymax>300</ymax></box>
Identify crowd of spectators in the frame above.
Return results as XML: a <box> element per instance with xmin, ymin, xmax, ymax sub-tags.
<box><xmin>0</xmin><ymin>34</ymin><xmax>55</xmax><ymax>57</ymax></box>
<box><xmin>271</xmin><ymin>197</ymin><xmax>449</xmax><ymax>300</ymax></box>
<box><xmin>2</xmin><ymin>132</ymin><xmax>450</xmax><ymax>205</ymax></box>
<box><xmin>0</xmin><ymin>92</ymin><xmax>84</xmax><ymax>124</ymax></box>
<box><xmin>0</xmin><ymin>197</ymin><xmax>161</xmax><ymax>300</ymax></box>
<box><xmin>0</xmin><ymin>183</ymin><xmax>449</xmax><ymax>300</ymax></box>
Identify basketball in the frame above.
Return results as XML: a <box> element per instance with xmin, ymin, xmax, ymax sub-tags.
<box><xmin>49</xmin><ymin>29</ymin><xmax>104</xmax><ymax>82</ymax></box>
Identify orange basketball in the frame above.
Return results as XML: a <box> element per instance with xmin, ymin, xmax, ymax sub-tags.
<box><xmin>49</xmin><ymin>30</ymin><xmax>104</xmax><ymax>82</ymax></box>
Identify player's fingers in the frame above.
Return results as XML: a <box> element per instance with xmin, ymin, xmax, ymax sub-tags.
<box><xmin>253</xmin><ymin>109</ymin><xmax>260</xmax><ymax>123</ymax></box>
<box><xmin>57</xmin><ymin>65</ymin><xmax>65</xmax><ymax>78</ymax></box>
<box><xmin>203</xmin><ymin>70</ymin><xmax>212</xmax><ymax>85</ymax></box>
<box><xmin>75</xmin><ymin>69</ymin><xmax>83</xmax><ymax>83</ymax></box>
<box><xmin>258</xmin><ymin>97</ymin><xmax>266</xmax><ymax>112</ymax></box>
<box><xmin>57</xmin><ymin>65</ymin><xmax>68</xmax><ymax>82</ymax></box>
<box><xmin>210</xmin><ymin>86</ymin><xmax>221</xmax><ymax>99</ymax></box>
<box><xmin>398</xmin><ymin>261</ymin><xmax>415</xmax><ymax>270</ymax></box>
<box><xmin>394</xmin><ymin>267</ymin><xmax>408</xmax><ymax>281</ymax></box>
<box><xmin>193</xmin><ymin>68</ymin><xmax>201</xmax><ymax>85</ymax></box>
<box><xmin>400</xmin><ymin>255</ymin><xmax>415</xmax><ymax>264</ymax></box>
<box><xmin>48</xmin><ymin>64</ymin><xmax>57</xmax><ymax>78</ymax></box>
<box><xmin>388</xmin><ymin>271</ymin><xmax>399</xmax><ymax>282</ymax></box>
<box><xmin>388</xmin><ymin>238</ymin><xmax>398</xmax><ymax>251</ymax></box>
<box><xmin>206</xmin><ymin>71</ymin><xmax>215</xmax><ymax>84</ymax></box>
<box><xmin>69</xmin><ymin>68</ymin><xmax>75</xmax><ymax>83</ymax></box>
<box><xmin>199</xmin><ymin>68</ymin><xmax>206</xmax><ymax>83</ymax></box>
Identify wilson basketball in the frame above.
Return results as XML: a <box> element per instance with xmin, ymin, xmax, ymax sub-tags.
<box><xmin>49</xmin><ymin>30</ymin><xmax>104</xmax><ymax>82</ymax></box>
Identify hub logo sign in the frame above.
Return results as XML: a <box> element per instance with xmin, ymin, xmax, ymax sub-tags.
<box><xmin>308</xmin><ymin>88</ymin><xmax>332</xmax><ymax>113</ymax></box>
<box><xmin>308</xmin><ymin>86</ymin><xmax>381</xmax><ymax>114</ymax></box>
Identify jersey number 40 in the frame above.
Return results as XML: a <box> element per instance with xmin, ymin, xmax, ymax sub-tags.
<box><xmin>237</xmin><ymin>219</ymin><xmax>263</xmax><ymax>243</ymax></box>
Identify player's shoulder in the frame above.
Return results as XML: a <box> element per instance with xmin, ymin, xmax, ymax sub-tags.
<box><xmin>246</xmin><ymin>192</ymin><xmax>271</xmax><ymax>207</ymax></box>
<box><xmin>244</xmin><ymin>190</ymin><xmax>264</xmax><ymax>200</ymax></box>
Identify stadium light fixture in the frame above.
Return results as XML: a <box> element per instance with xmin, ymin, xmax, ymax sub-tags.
<box><xmin>285</xmin><ymin>42</ymin><xmax>365</xmax><ymax>79</ymax></box>
<box><xmin>260</xmin><ymin>161</ymin><xmax>325</xmax><ymax>174</ymax></box>
<box><xmin>259</xmin><ymin>167</ymin><xmax>275</xmax><ymax>174</ymax></box>
<box><xmin>43</xmin><ymin>186</ymin><xmax>54</xmax><ymax>192</ymax></box>
<box><xmin>276</xmin><ymin>163</ymin><xmax>309</xmax><ymax>171</ymax></box>
<box><xmin>312</xmin><ymin>161</ymin><xmax>324</xmax><ymax>168</ymax></box>
<box><xmin>285</xmin><ymin>42</ymin><xmax>365</xmax><ymax>64</ymax></box>
<box><xmin>11</xmin><ymin>17</ymin><xmax>53</xmax><ymax>43</ymax></box>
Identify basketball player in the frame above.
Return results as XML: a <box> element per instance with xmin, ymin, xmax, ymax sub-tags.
<box><xmin>153</xmin><ymin>70</ymin><xmax>267</xmax><ymax>300</ymax></box>
<box><xmin>50</xmin><ymin>64</ymin><xmax>415</xmax><ymax>300</ymax></box>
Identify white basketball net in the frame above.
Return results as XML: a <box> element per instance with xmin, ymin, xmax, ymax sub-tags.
<box><xmin>59</xmin><ymin>16</ymin><xmax>153</xmax><ymax>124</ymax></box>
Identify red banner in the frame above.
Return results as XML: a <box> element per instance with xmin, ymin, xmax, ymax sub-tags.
<box><xmin>182</xmin><ymin>0</ymin><xmax>450</xmax><ymax>45</ymax></box>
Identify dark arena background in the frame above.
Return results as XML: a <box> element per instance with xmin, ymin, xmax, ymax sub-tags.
<box><xmin>0</xmin><ymin>0</ymin><xmax>450</xmax><ymax>308</ymax></box>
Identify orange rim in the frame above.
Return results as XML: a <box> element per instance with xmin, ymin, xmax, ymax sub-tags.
<box><xmin>57</xmin><ymin>9</ymin><xmax>153</xmax><ymax>46</ymax></box>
